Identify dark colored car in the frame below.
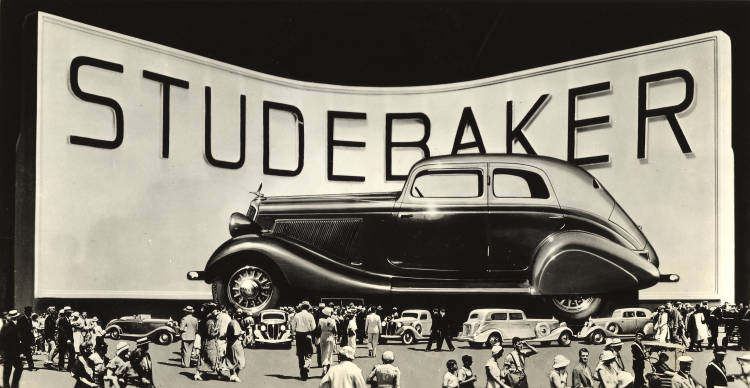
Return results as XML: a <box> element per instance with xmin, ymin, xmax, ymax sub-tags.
<box><xmin>188</xmin><ymin>154</ymin><xmax>678</xmax><ymax>320</ymax></box>
<box><xmin>104</xmin><ymin>314</ymin><xmax>179</xmax><ymax>345</ymax></box>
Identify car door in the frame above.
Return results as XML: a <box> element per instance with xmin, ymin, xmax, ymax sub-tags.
<box><xmin>635</xmin><ymin>310</ymin><xmax>650</xmax><ymax>330</ymax></box>
<box><xmin>486</xmin><ymin>164</ymin><xmax>563</xmax><ymax>279</ymax></box>
<box><xmin>506</xmin><ymin>312</ymin><xmax>535</xmax><ymax>339</ymax></box>
<box><xmin>620</xmin><ymin>310</ymin><xmax>636</xmax><ymax>333</ymax></box>
<box><xmin>391</xmin><ymin>163</ymin><xmax>487</xmax><ymax>275</ymax></box>
<box><xmin>420</xmin><ymin>312</ymin><xmax>432</xmax><ymax>333</ymax></box>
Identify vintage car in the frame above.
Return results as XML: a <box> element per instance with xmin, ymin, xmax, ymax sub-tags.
<box><xmin>381</xmin><ymin>309</ymin><xmax>432</xmax><ymax>345</ymax></box>
<box><xmin>456</xmin><ymin>308</ymin><xmax>574</xmax><ymax>347</ymax></box>
<box><xmin>104</xmin><ymin>314</ymin><xmax>179</xmax><ymax>345</ymax></box>
<box><xmin>252</xmin><ymin>309</ymin><xmax>292</xmax><ymax>348</ymax></box>
<box><xmin>187</xmin><ymin>154</ymin><xmax>678</xmax><ymax>319</ymax></box>
<box><xmin>578</xmin><ymin>307</ymin><xmax>654</xmax><ymax>344</ymax></box>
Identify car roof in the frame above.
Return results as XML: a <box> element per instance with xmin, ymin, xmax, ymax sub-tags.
<box><xmin>470</xmin><ymin>308</ymin><xmax>524</xmax><ymax>315</ymax></box>
<box><xmin>261</xmin><ymin>309</ymin><xmax>286</xmax><ymax>315</ymax></box>
<box><xmin>402</xmin><ymin>309</ymin><xmax>429</xmax><ymax>314</ymax></box>
<box><xmin>612</xmin><ymin>307</ymin><xmax>651</xmax><ymax>315</ymax></box>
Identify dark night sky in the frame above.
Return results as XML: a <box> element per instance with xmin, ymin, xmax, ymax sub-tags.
<box><xmin>1</xmin><ymin>1</ymin><xmax>749</xmax><ymax>306</ymax></box>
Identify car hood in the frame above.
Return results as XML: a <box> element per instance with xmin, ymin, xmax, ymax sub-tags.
<box><xmin>394</xmin><ymin>317</ymin><xmax>418</xmax><ymax>323</ymax></box>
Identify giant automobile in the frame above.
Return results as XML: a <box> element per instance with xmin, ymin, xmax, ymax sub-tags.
<box><xmin>188</xmin><ymin>154</ymin><xmax>678</xmax><ymax>319</ymax></box>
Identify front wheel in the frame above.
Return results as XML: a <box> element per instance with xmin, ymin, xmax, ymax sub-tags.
<box><xmin>401</xmin><ymin>331</ymin><xmax>415</xmax><ymax>345</ymax></box>
<box><xmin>154</xmin><ymin>331</ymin><xmax>173</xmax><ymax>345</ymax></box>
<box><xmin>107</xmin><ymin>328</ymin><xmax>121</xmax><ymax>340</ymax></box>
<box><xmin>486</xmin><ymin>333</ymin><xmax>502</xmax><ymax>348</ymax></box>
<box><xmin>589</xmin><ymin>330</ymin><xmax>605</xmax><ymax>345</ymax></box>
<box><xmin>213</xmin><ymin>264</ymin><xmax>280</xmax><ymax>314</ymax></box>
<box><xmin>557</xmin><ymin>331</ymin><xmax>572</xmax><ymax>346</ymax></box>
<box><xmin>549</xmin><ymin>296</ymin><xmax>603</xmax><ymax>321</ymax></box>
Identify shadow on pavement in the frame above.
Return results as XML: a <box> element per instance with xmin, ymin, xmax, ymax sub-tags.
<box><xmin>158</xmin><ymin>361</ymin><xmax>184</xmax><ymax>368</ymax></box>
<box><xmin>265</xmin><ymin>374</ymin><xmax>302</xmax><ymax>380</ymax></box>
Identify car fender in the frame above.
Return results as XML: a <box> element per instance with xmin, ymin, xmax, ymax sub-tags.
<box><xmin>577</xmin><ymin>325</ymin><xmax>606</xmax><ymax>339</ymax></box>
<box><xmin>531</xmin><ymin>231</ymin><xmax>660</xmax><ymax>295</ymax></box>
<box><xmin>142</xmin><ymin>326</ymin><xmax>177</xmax><ymax>338</ymax></box>
<box><xmin>538</xmin><ymin>327</ymin><xmax>573</xmax><ymax>342</ymax></box>
<box><xmin>204</xmin><ymin>235</ymin><xmax>391</xmax><ymax>295</ymax></box>
<box><xmin>397</xmin><ymin>326</ymin><xmax>420</xmax><ymax>337</ymax></box>
<box><xmin>473</xmin><ymin>329</ymin><xmax>502</xmax><ymax>343</ymax></box>
<box><xmin>105</xmin><ymin>324</ymin><xmax>123</xmax><ymax>334</ymax></box>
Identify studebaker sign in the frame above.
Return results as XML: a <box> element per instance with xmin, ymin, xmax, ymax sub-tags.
<box><xmin>16</xmin><ymin>12</ymin><xmax>732</xmax><ymax>304</ymax></box>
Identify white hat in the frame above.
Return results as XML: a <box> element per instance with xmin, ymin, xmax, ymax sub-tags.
<box><xmin>6</xmin><ymin>310</ymin><xmax>20</xmax><ymax>319</ymax></box>
<box><xmin>115</xmin><ymin>341</ymin><xmax>129</xmax><ymax>355</ymax></box>
<box><xmin>678</xmin><ymin>355</ymin><xmax>694</xmax><ymax>363</ymax></box>
<box><xmin>491</xmin><ymin>345</ymin><xmax>503</xmax><ymax>355</ymax></box>
<box><xmin>322</xmin><ymin>307</ymin><xmax>333</xmax><ymax>317</ymax></box>
<box><xmin>382</xmin><ymin>350</ymin><xmax>395</xmax><ymax>362</ymax></box>
<box><xmin>606</xmin><ymin>338</ymin><xmax>623</xmax><ymax>346</ymax></box>
<box><xmin>601</xmin><ymin>350</ymin><xmax>616</xmax><ymax>361</ymax></box>
<box><xmin>552</xmin><ymin>355</ymin><xmax>570</xmax><ymax>369</ymax></box>
<box><xmin>340</xmin><ymin>346</ymin><xmax>356</xmax><ymax>360</ymax></box>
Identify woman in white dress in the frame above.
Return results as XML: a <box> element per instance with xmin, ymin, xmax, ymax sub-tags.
<box><xmin>346</xmin><ymin>311</ymin><xmax>358</xmax><ymax>349</ymax></box>
<box><xmin>694</xmin><ymin>308</ymin><xmax>709</xmax><ymax>350</ymax></box>
<box><xmin>655</xmin><ymin>306</ymin><xmax>670</xmax><ymax>342</ymax></box>
<box><xmin>318</xmin><ymin>307</ymin><xmax>337</xmax><ymax>376</ymax></box>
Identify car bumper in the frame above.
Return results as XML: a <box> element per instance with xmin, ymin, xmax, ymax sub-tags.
<box><xmin>254</xmin><ymin>338</ymin><xmax>292</xmax><ymax>345</ymax></box>
<box><xmin>186</xmin><ymin>271</ymin><xmax>205</xmax><ymax>281</ymax></box>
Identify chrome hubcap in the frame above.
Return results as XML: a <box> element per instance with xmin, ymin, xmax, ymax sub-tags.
<box><xmin>552</xmin><ymin>296</ymin><xmax>596</xmax><ymax>313</ymax></box>
<box><xmin>228</xmin><ymin>266</ymin><xmax>273</xmax><ymax>310</ymax></box>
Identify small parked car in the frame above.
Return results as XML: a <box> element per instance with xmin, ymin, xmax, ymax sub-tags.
<box><xmin>188</xmin><ymin>154</ymin><xmax>679</xmax><ymax>320</ymax></box>
<box><xmin>381</xmin><ymin>309</ymin><xmax>432</xmax><ymax>345</ymax></box>
<box><xmin>577</xmin><ymin>307</ymin><xmax>654</xmax><ymax>344</ymax></box>
<box><xmin>455</xmin><ymin>308</ymin><xmax>573</xmax><ymax>348</ymax></box>
<box><xmin>252</xmin><ymin>309</ymin><xmax>292</xmax><ymax>348</ymax></box>
<box><xmin>104</xmin><ymin>314</ymin><xmax>179</xmax><ymax>345</ymax></box>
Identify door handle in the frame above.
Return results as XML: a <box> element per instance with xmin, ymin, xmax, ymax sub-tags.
<box><xmin>350</xmin><ymin>261</ymin><xmax>363</xmax><ymax>267</ymax></box>
<box><xmin>400</xmin><ymin>214</ymin><xmax>413</xmax><ymax>219</ymax></box>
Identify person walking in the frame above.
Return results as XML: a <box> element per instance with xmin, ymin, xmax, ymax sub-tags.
<box><xmin>367</xmin><ymin>350</ymin><xmax>401</xmax><ymax>388</ymax></box>
<box><xmin>291</xmin><ymin>301</ymin><xmax>317</xmax><ymax>380</ymax></box>
<box><xmin>458</xmin><ymin>354</ymin><xmax>477</xmax><ymax>388</ymax></box>
<box><xmin>671</xmin><ymin>356</ymin><xmax>700</xmax><ymax>388</ymax></box>
<box><xmin>319</xmin><ymin>307</ymin><xmax>338</xmax><ymax>376</ymax></box>
<box><xmin>485</xmin><ymin>345</ymin><xmax>509</xmax><ymax>388</ymax></box>
<box><xmin>506</xmin><ymin>337</ymin><xmax>537</xmax><ymax>388</ymax></box>
<box><xmin>655</xmin><ymin>306</ymin><xmax>670</xmax><ymax>343</ymax></box>
<box><xmin>632</xmin><ymin>333</ymin><xmax>648</xmax><ymax>388</ymax></box>
<box><xmin>17</xmin><ymin>306</ymin><xmax>36</xmax><ymax>371</ymax></box>
<box><xmin>706</xmin><ymin>347</ymin><xmax>733</xmax><ymax>388</ymax></box>
<box><xmin>425</xmin><ymin>308</ymin><xmax>440</xmax><ymax>351</ymax></box>
<box><xmin>443</xmin><ymin>359</ymin><xmax>460</xmax><ymax>388</ymax></box>
<box><xmin>179</xmin><ymin>305</ymin><xmax>199</xmax><ymax>368</ymax></box>
<box><xmin>195</xmin><ymin>305</ymin><xmax>221</xmax><ymax>381</ymax></box>
<box><xmin>319</xmin><ymin>345</ymin><xmax>366</xmax><ymax>388</ymax></box>
<box><xmin>1</xmin><ymin>310</ymin><xmax>24</xmax><ymax>388</ymax></box>
<box><xmin>43</xmin><ymin>306</ymin><xmax>58</xmax><ymax>366</ymax></box>
<box><xmin>572</xmin><ymin>348</ymin><xmax>594</xmax><ymax>388</ymax></box>
<box><xmin>224</xmin><ymin>310</ymin><xmax>246</xmax><ymax>382</ymax></box>
<box><xmin>595</xmin><ymin>351</ymin><xmax>619</xmax><ymax>388</ymax></box>
<box><xmin>365</xmin><ymin>307</ymin><xmax>382</xmax><ymax>358</ymax></box>
<box><xmin>550</xmin><ymin>355</ymin><xmax>570</xmax><ymax>388</ymax></box>
<box><xmin>314</xmin><ymin>303</ymin><xmax>325</xmax><ymax>368</ymax></box>
<box><xmin>57</xmin><ymin>307</ymin><xmax>75</xmax><ymax>371</ymax></box>
<box><xmin>346</xmin><ymin>310</ymin><xmax>358</xmax><ymax>349</ymax></box>
<box><xmin>435</xmin><ymin>308</ymin><xmax>455</xmax><ymax>352</ymax></box>
<box><xmin>71</xmin><ymin>311</ymin><xmax>85</xmax><ymax>355</ymax></box>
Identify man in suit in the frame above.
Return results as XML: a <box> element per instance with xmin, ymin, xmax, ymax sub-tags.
<box><xmin>179</xmin><ymin>305</ymin><xmax>199</xmax><ymax>368</ymax></box>
<box><xmin>1</xmin><ymin>310</ymin><xmax>24</xmax><ymax>388</ymax></box>
<box><xmin>17</xmin><ymin>306</ymin><xmax>36</xmax><ymax>371</ymax></box>
<box><xmin>56</xmin><ymin>307</ymin><xmax>74</xmax><ymax>371</ymax></box>
<box><xmin>425</xmin><ymin>308</ymin><xmax>440</xmax><ymax>351</ymax></box>
<box><xmin>706</xmin><ymin>347</ymin><xmax>734</xmax><ymax>388</ymax></box>
<box><xmin>364</xmin><ymin>307</ymin><xmax>382</xmax><ymax>358</ymax></box>
<box><xmin>632</xmin><ymin>333</ymin><xmax>647</xmax><ymax>387</ymax></box>
<box><xmin>671</xmin><ymin>356</ymin><xmax>699</xmax><ymax>388</ymax></box>
<box><xmin>434</xmin><ymin>308</ymin><xmax>455</xmax><ymax>352</ymax></box>
<box><xmin>572</xmin><ymin>348</ymin><xmax>594</xmax><ymax>388</ymax></box>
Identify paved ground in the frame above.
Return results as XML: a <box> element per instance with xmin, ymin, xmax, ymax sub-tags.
<box><xmin>8</xmin><ymin>337</ymin><xmax>750</xmax><ymax>387</ymax></box>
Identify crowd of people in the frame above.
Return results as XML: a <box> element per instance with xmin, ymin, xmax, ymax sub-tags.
<box><xmin>2</xmin><ymin>300</ymin><xmax>750</xmax><ymax>388</ymax></box>
<box><xmin>0</xmin><ymin>305</ymin><xmax>154</xmax><ymax>388</ymax></box>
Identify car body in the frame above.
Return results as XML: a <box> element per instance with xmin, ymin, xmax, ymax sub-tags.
<box><xmin>455</xmin><ymin>308</ymin><xmax>574</xmax><ymax>347</ymax></box>
<box><xmin>381</xmin><ymin>309</ymin><xmax>432</xmax><ymax>345</ymax></box>
<box><xmin>577</xmin><ymin>307</ymin><xmax>654</xmax><ymax>344</ymax></box>
<box><xmin>252</xmin><ymin>309</ymin><xmax>292</xmax><ymax>348</ymax></box>
<box><xmin>104</xmin><ymin>314</ymin><xmax>178</xmax><ymax>345</ymax></box>
<box><xmin>187</xmin><ymin>154</ymin><xmax>678</xmax><ymax>319</ymax></box>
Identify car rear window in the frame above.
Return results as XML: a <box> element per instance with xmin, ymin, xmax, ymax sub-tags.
<box><xmin>509</xmin><ymin>313</ymin><xmax>524</xmax><ymax>320</ymax></box>
<box><xmin>623</xmin><ymin>311</ymin><xmax>635</xmax><ymax>318</ymax></box>
<box><xmin>493</xmin><ymin>169</ymin><xmax>550</xmax><ymax>199</ymax></box>
<box><xmin>489</xmin><ymin>313</ymin><xmax>508</xmax><ymax>320</ymax></box>
<box><xmin>411</xmin><ymin>169</ymin><xmax>483</xmax><ymax>198</ymax></box>
<box><xmin>636</xmin><ymin>311</ymin><xmax>647</xmax><ymax>317</ymax></box>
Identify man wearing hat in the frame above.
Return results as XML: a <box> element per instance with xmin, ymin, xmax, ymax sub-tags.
<box><xmin>603</xmin><ymin>338</ymin><xmax>625</xmax><ymax>372</ymax></box>
<box><xmin>366</xmin><ymin>350</ymin><xmax>400</xmax><ymax>388</ymax></box>
<box><xmin>43</xmin><ymin>306</ymin><xmax>57</xmax><ymax>365</ymax></box>
<box><xmin>179</xmin><ymin>305</ymin><xmax>198</xmax><ymax>368</ymax></box>
<box><xmin>632</xmin><ymin>332</ymin><xmax>648</xmax><ymax>388</ymax></box>
<box><xmin>706</xmin><ymin>347</ymin><xmax>734</xmax><ymax>388</ymax></box>
<box><xmin>291</xmin><ymin>300</ymin><xmax>316</xmax><ymax>380</ymax></box>
<box><xmin>365</xmin><ymin>306</ymin><xmax>382</xmax><ymax>358</ymax></box>
<box><xmin>106</xmin><ymin>341</ymin><xmax>131</xmax><ymax>388</ymax></box>
<box><xmin>550</xmin><ymin>355</ymin><xmax>570</xmax><ymax>388</ymax></box>
<box><xmin>320</xmin><ymin>345</ymin><xmax>366</xmax><ymax>388</ymax></box>
<box><xmin>130</xmin><ymin>338</ymin><xmax>154</xmax><ymax>388</ymax></box>
<box><xmin>57</xmin><ymin>306</ymin><xmax>75</xmax><ymax>371</ymax></box>
<box><xmin>1</xmin><ymin>309</ymin><xmax>23</xmax><ymax>388</ymax></box>
<box><xmin>671</xmin><ymin>356</ymin><xmax>700</xmax><ymax>388</ymax></box>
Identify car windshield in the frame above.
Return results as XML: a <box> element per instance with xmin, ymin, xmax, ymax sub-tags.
<box><xmin>263</xmin><ymin>313</ymin><xmax>285</xmax><ymax>320</ymax></box>
<box><xmin>469</xmin><ymin>313</ymin><xmax>479</xmax><ymax>319</ymax></box>
<box><xmin>402</xmin><ymin>312</ymin><xmax>419</xmax><ymax>319</ymax></box>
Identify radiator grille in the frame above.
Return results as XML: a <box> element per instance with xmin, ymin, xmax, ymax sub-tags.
<box><xmin>272</xmin><ymin>218</ymin><xmax>363</xmax><ymax>261</ymax></box>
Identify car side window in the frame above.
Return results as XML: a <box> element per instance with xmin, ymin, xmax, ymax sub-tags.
<box><xmin>489</xmin><ymin>313</ymin><xmax>508</xmax><ymax>321</ymax></box>
<box><xmin>623</xmin><ymin>311</ymin><xmax>635</xmax><ymax>318</ymax></box>
<box><xmin>411</xmin><ymin>169</ymin><xmax>483</xmax><ymax>198</ymax></box>
<box><xmin>493</xmin><ymin>169</ymin><xmax>550</xmax><ymax>199</ymax></box>
<box><xmin>636</xmin><ymin>311</ymin><xmax>647</xmax><ymax>318</ymax></box>
<box><xmin>508</xmin><ymin>313</ymin><xmax>524</xmax><ymax>320</ymax></box>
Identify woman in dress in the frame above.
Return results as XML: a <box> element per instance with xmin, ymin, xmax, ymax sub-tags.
<box><xmin>596</xmin><ymin>351</ymin><xmax>619</xmax><ymax>388</ymax></box>
<box><xmin>654</xmin><ymin>306</ymin><xmax>670</xmax><ymax>342</ymax></box>
<box><xmin>549</xmin><ymin>355</ymin><xmax>570</xmax><ymax>388</ymax></box>
<box><xmin>194</xmin><ymin>304</ymin><xmax>221</xmax><ymax>381</ymax></box>
<box><xmin>318</xmin><ymin>307</ymin><xmax>337</xmax><ymax>376</ymax></box>
<box><xmin>694</xmin><ymin>304</ymin><xmax>709</xmax><ymax>351</ymax></box>
<box><xmin>347</xmin><ymin>310</ymin><xmax>358</xmax><ymax>349</ymax></box>
<box><xmin>367</xmin><ymin>350</ymin><xmax>401</xmax><ymax>388</ymax></box>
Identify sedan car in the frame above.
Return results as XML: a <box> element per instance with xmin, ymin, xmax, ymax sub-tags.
<box><xmin>578</xmin><ymin>307</ymin><xmax>654</xmax><ymax>344</ymax></box>
<box><xmin>252</xmin><ymin>309</ymin><xmax>292</xmax><ymax>348</ymax></box>
<box><xmin>381</xmin><ymin>309</ymin><xmax>432</xmax><ymax>345</ymax></box>
<box><xmin>187</xmin><ymin>154</ymin><xmax>678</xmax><ymax>320</ymax></box>
<box><xmin>104</xmin><ymin>314</ymin><xmax>178</xmax><ymax>345</ymax></box>
<box><xmin>455</xmin><ymin>308</ymin><xmax>574</xmax><ymax>347</ymax></box>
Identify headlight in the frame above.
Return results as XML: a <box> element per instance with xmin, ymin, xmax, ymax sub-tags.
<box><xmin>260</xmin><ymin>324</ymin><xmax>267</xmax><ymax>332</ymax></box>
<box><xmin>280</xmin><ymin>325</ymin><xmax>286</xmax><ymax>331</ymax></box>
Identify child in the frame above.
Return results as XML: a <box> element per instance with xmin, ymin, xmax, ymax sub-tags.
<box><xmin>458</xmin><ymin>355</ymin><xmax>477</xmax><ymax>388</ymax></box>
<box><xmin>444</xmin><ymin>359</ymin><xmax>460</xmax><ymax>388</ymax></box>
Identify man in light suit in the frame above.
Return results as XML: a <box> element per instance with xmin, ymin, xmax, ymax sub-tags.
<box><xmin>364</xmin><ymin>307</ymin><xmax>382</xmax><ymax>358</ymax></box>
<box><xmin>179</xmin><ymin>306</ymin><xmax>199</xmax><ymax>368</ymax></box>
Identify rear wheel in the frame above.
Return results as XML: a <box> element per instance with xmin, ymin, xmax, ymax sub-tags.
<box><xmin>550</xmin><ymin>296</ymin><xmax>603</xmax><ymax>321</ymax></box>
<box><xmin>606</xmin><ymin>323</ymin><xmax>621</xmax><ymax>334</ymax></box>
<box><xmin>486</xmin><ymin>333</ymin><xmax>502</xmax><ymax>348</ymax></box>
<box><xmin>213</xmin><ymin>264</ymin><xmax>280</xmax><ymax>314</ymax></box>
<box><xmin>589</xmin><ymin>330</ymin><xmax>605</xmax><ymax>345</ymax></box>
<box><xmin>154</xmin><ymin>331</ymin><xmax>172</xmax><ymax>345</ymax></box>
<box><xmin>107</xmin><ymin>328</ymin><xmax>121</xmax><ymax>340</ymax></box>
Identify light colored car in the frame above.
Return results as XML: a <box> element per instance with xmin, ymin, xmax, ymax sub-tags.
<box><xmin>577</xmin><ymin>307</ymin><xmax>654</xmax><ymax>344</ymax></box>
<box><xmin>455</xmin><ymin>308</ymin><xmax>573</xmax><ymax>348</ymax></box>
<box><xmin>381</xmin><ymin>309</ymin><xmax>432</xmax><ymax>345</ymax></box>
<box><xmin>252</xmin><ymin>309</ymin><xmax>292</xmax><ymax>348</ymax></box>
